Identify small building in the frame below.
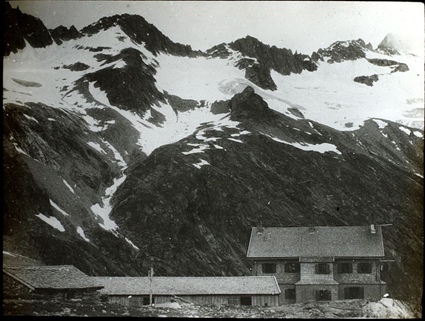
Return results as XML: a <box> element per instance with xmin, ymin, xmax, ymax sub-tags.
<box><xmin>3</xmin><ymin>265</ymin><xmax>104</xmax><ymax>300</ymax></box>
<box><xmin>247</xmin><ymin>225</ymin><xmax>387</xmax><ymax>304</ymax></box>
<box><xmin>94</xmin><ymin>276</ymin><xmax>281</xmax><ymax>307</ymax></box>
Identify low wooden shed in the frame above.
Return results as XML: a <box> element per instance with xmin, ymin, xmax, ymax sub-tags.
<box><xmin>3</xmin><ymin>265</ymin><xmax>104</xmax><ymax>300</ymax></box>
<box><xmin>94</xmin><ymin>276</ymin><xmax>281</xmax><ymax>307</ymax></box>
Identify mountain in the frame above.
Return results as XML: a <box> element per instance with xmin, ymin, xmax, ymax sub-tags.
<box><xmin>3</xmin><ymin>2</ymin><xmax>53</xmax><ymax>55</ymax></box>
<box><xmin>3</xmin><ymin>2</ymin><xmax>424</xmax><ymax>311</ymax></box>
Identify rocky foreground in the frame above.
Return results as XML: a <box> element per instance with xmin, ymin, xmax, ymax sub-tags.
<box><xmin>3</xmin><ymin>297</ymin><xmax>417</xmax><ymax>318</ymax></box>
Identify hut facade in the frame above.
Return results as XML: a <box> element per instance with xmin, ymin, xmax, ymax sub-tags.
<box><xmin>247</xmin><ymin>225</ymin><xmax>387</xmax><ymax>304</ymax></box>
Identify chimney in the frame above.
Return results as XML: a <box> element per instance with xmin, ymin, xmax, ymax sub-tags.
<box><xmin>370</xmin><ymin>224</ymin><xmax>376</xmax><ymax>234</ymax></box>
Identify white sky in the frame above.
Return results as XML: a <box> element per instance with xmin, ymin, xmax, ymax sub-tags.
<box><xmin>10</xmin><ymin>1</ymin><xmax>424</xmax><ymax>54</ymax></box>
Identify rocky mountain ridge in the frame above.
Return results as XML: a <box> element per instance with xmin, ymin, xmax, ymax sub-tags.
<box><xmin>3</xmin><ymin>2</ymin><xmax>424</xmax><ymax>311</ymax></box>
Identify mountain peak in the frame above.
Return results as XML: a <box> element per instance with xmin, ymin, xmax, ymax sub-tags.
<box><xmin>314</xmin><ymin>38</ymin><xmax>372</xmax><ymax>63</ymax></box>
<box><xmin>81</xmin><ymin>13</ymin><xmax>194</xmax><ymax>56</ymax></box>
<box><xmin>376</xmin><ymin>33</ymin><xmax>416</xmax><ymax>55</ymax></box>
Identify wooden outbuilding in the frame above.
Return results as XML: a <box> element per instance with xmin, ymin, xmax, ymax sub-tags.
<box><xmin>3</xmin><ymin>265</ymin><xmax>104</xmax><ymax>300</ymax></box>
<box><xmin>94</xmin><ymin>276</ymin><xmax>281</xmax><ymax>307</ymax></box>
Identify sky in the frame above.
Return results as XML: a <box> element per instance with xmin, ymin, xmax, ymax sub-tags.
<box><xmin>10</xmin><ymin>1</ymin><xmax>424</xmax><ymax>54</ymax></box>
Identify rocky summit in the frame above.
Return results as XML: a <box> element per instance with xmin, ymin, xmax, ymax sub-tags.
<box><xmin>2</xmin><ymin>1</ymin><xmax>424</xmax><ymax>312</ymax></box>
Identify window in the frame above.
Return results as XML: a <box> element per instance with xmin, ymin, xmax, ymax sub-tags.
<box><xmin>338</xmin><ymin>262</ymin><xmax>353</xmax><ymax>273</ymax></box>
<box><xmin>344</xmin><ymin>287</ymin><xmax>364</xmax><ymax>299</ymax></box>
<box><xmin>262</xmin><ymin>263</ymin><xmax>276</xmax><ymax>274</ymax></box>
<box><xmin>316</xmin><ymin>290</ymin><xmax>332</xmax><ymax>301</ymax></box>
<box><xmin>285</xmin><ymin>289</ymin><xmax>296</xmax><ymax>300</ymax></box>
<box><xmin>358</xmin><ymin>263</ymin><xmax>372</xmax><ymax>274</ymax></box>
<box><xmin>316</xmin><ymin>263</ymin><xmax>330</xmax><ymax>274</ymax></box>
<box><xmin>143</xmin><ymin>297</ymin><xmax>150</xmax><ymax>306</ymax></box>
<box><xmin>240</xmin><ymin>296</ymin><xmax>252</xmax><ymax>306</ymax></box>
<box><xmin>284</xmin><ymin>263</ymin><xmax>300</xmax><ymax>273</ymax></box>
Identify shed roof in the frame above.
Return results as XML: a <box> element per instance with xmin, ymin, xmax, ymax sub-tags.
<box><xmin>247</xmin><ymin>226</ymin><xmax>385</xmax><ymax>258</ymax></box>
<box><xmin>3</xmin><ymin>265</ymin><xmax>103</xmax><ymax>290</ymax></box>
<box><xmin>93</xmin><ymin>276</ymin><xmax>281</xmax><ymax>296</ymax></box>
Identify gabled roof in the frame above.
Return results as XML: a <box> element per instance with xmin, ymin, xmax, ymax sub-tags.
<box><xmin>93</xmin><ymin>276</ymin><xmax>281</xmax><ymax>296</ymax></box>
<box><xmin>247</xmin><ymin>226</ymin><xmax>385</xmax><ymax>258</ymax></box>
<box><xmin>3</xmin><ymin>265</ymin><xmax>103</xmax><ymax>290</ymax></box>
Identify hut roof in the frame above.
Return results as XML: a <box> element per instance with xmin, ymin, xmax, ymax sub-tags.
<box><xmin>247</xmin><ymin>226</ymin><xmax>385</xmax><ymax>258</ymax></box>
<box><xmin>93</xmin><ymin>276</ymin><xmax>281</xmax><ymax>296</ymax></box>
<box><xmin>4</xmin><ymin>265</ymin><xmax>103</xmax><ymax>290</ymax></box>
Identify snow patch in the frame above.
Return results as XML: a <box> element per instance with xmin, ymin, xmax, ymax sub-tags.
<box><xmin>227</xmin><ymin>138</ymin><xmax>244</xmax><ymax>143</ymax></box>
<box><xmin>49</xmin><ymin>199</ymin><xmax>70</xmax><ymax>216</ymax></box>
<box><xmin>373</xmin><ymin>119</ymin><xmax>387</xmax><ymax>129</ymax></box>
<box><xmin>87</xmin><ymin>141</ymin><xmax>107</xmax><ymax>154</ymax></box>
<box><xmin>398</xmin><ymin>126</ymin><xmax>411</xmax><ymax>135</ymax></box>
<box><xmin>262</xmin><ymin>133</ymin><xmax>342</xmax><ymax>155</ymax></box>
<box><xmin>62</xmin><ymin>179</ymin><xmax>75</xmax><ymax>194</ymax></box>
<box><xmin>91</xmin><ymin>174</ymin><xmax>126</xmax><ymax>234</ymax></box>
<box><xmin>77</xmin><ymin>226</ymin><xmax>90</xmax><ymax>242</ymax></box>
<box><xmin>125</xmin><ymin>237</ymin><xmax>139</xmax><ymax>250</ymax></box>
<box><xmin>192</xmin><ymin>159</ymin><xmax>210</xmax><ymax>169</ymax></box>
<box><xmin>13</xmin><ymin>143</ymin><xmax>29</xmax><ymax>156</ymax></box>
<box><xmin>102</xmin><ymin>140</ymin><xmax>127</xmax><ymax>169</ymax></box>
<box><xmin>182</xmin><ymin>144</ymin><xmax>209</xmax><ymax>155</ymax></box>
<box><xmin>35</xmin><ymin>213</ymin><xmax>65</xmax><ymax>232</ymax></box>
<box><xmin>23</xmin><ymin>114</ymin><xmax>39</xmax><ymax>123</ymax></box>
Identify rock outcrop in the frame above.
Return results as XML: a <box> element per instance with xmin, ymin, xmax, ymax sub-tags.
<box><xmin>3</xmin><ymin>2</ymin><xmax>53</xmax><ymax>56</ymax></box>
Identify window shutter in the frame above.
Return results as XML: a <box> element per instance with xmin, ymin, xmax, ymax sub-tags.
<box><xmin>315</xmin><ymin>264</ymin><xmax>319</xmax><ymax>274</ymax></box>
<box><xmin>326</xmin><ymin>264</ymin><xmax>331</xmax><ymax>274</ymax></box>
<box><xmin>349</xmin><ymin>263</ymin><xmax>353</xmax><ymax>273</ymax></box>
<box><xmin>315</xmin><ymin>290</ymin><xmax>320</xmax><ymax>301</ymax></box>
<box><xmin>360</xmin><ymin>287</ymin><xmax>364</xmax><ymax>299</ymax></box>
<box><xmin>344</xmin><ymin>287</ymin><xmax>349</xmax><ymax>299</ymax></box>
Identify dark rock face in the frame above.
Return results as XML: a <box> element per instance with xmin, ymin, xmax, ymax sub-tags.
<box><xmin>164</xmin><ymin>93</ymin><xmax>202</xmax><ymax>113</ymax></box>
<box><xmin>229</xmin><ymin>36</ymin><xmax>317</xmax><ymax>75</ymax></box>
<box><xmin>50</xmin><ymin>25</ymin><xmax>82</xmax><ymax>45</ymax></box>
<box><xmin>354</xmin><ymin>74</ymin><xmax>379</xmax><ymax>86</ymax></box>
<box><xmin>211</xmin><ymin>100</ymin><xmax>231</xmax><ymax>115</ymax></box>
<box><xmin>367</xmin><ymin>58</ymin><xmax>400</xmax><ymax>67</ymax></box>
<box><xmin>315</xmin><ymin>39</ymin><xmax>369</xmax><ymax>63</ymax></box>
<box><xmin>3</xmin><ymin>2</ymin><xmax>53</xmax><ymax>56</ymax></box>
<box><xmin>244</xmin><ymin>64</ymin><xmax>277</xmax><ymax>91</ymax></box>
<box><xmin>229</xmin><ymin>86</ymin><xmax>276</xmax><ymax>122</ymax></box>
<box><xmin>63</xmin><ymin>62</ymin><xmax>90</xmax><ymax>71</ymax></box>
<box><xmin>287</xmin><ymin>107</ymin><xmax>305</xmax><ymax>119</ymax></box>
<box><xmin>74</xmin><ymin>48</ymin><xmax>165</xmax><ymax>120</ymax></box>
<box><xmin>392</xmin><ymin>63</ymin><xmax>409</xmax><ymax>73</ymax></box>
<box><xmin>2</xmin><ymin>101</ymin><xmax>146</xmax><ymax>276</ymax></box>
<box><xmin>207</xmin><ymin>36</ymin><xmax>318</xmax><ymax>91</ymax></box>
<box><xmin>366</xmin><ymin>58</ymin><xmax>409</xmax><ymax>73</ymax></box>
<box><xmin>80</xmin><ymin>14</ymin><xmax>194</xmax><ymax>56</ymax></box>
<box><xmin>206</xmin><ymin>43</ymin><xmax>231</xmax><ymax>59</ymax></box>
